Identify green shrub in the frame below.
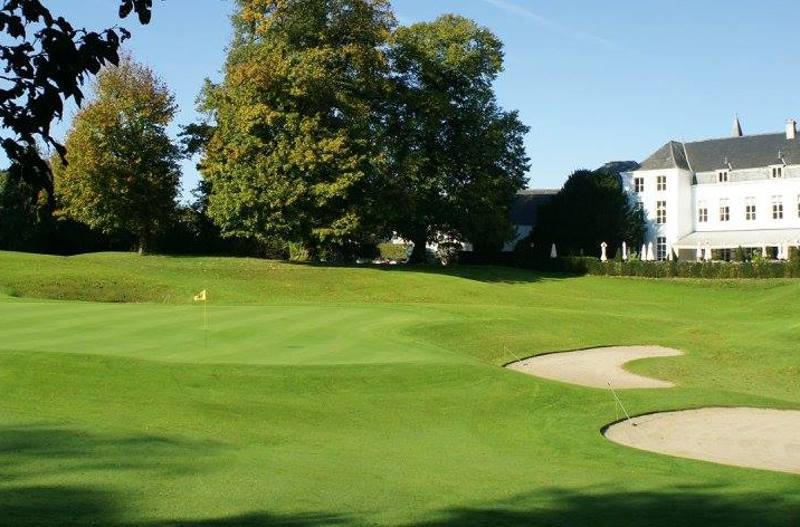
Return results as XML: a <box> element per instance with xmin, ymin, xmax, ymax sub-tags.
<box><xmin>789</xmin><ymin>246</ymin><xmax>800</xmax><ymax>266</ymax></box>
<box><xmin>436</xmin><ymin>242</ymin><xmax>462</xmax><ymax>266</ymax></box>
<box><xmin>378</xmin><ymin>243</ymin><xmax>409</xmax><ymax>262</ymax></box>
<box><xmin>548</xmin><ymin>257</ymin><xmax>800</xmax><ymax>279</ymax></box>
<box><xmin>288</xmin><ymin>242</ymin><xmax>311</xmax><ymax>262</ymax></box>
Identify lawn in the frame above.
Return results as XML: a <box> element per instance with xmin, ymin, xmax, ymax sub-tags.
<box><xmin>0</xmin><ymin>251</ymin><xmax>798</xmax><ymax>526</ymax></box>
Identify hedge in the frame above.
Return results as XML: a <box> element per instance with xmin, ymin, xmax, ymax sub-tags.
<box><xmin>459</xmin><ymin>248</ymin><xmax>800</xmax><ymax>279</ymax></box>
<box><xmin>528</xmin><ymin>256</ymin><xmax>800</xmax><ymax>279</ymax></box>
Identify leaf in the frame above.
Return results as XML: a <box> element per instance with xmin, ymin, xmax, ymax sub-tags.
<box><xmin>119</xmin><ymin>1</ymin><xmax>133</xmax><ymax>19</ymax></box>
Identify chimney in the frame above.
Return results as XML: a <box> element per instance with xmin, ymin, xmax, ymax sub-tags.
<box><xmin>786</xmin><ymin>119</ymin><xmax>797</xmax><ymax>140</ymax></box>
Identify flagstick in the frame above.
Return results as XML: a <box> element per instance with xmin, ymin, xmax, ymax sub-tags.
<box><xmin>203</xmin><ymin>294</ymin><xmax>208</xmax><ymax>351</ymax></box>
<box><xmin>607</xmin><ymin>381</ymin><xmax>635</xmax><ymax>426</ymax></box>
<box><xmin>504</xmin><ymin>343</ymin><xmax>522</xmax><ymax>363</ymax></box>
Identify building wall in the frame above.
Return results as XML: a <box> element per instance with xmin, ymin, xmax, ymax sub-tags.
<box><xmin>693</xmin><ymin>176</ymin><xmax>800</xmax><ymax>233</ymax></box>
<box><xmin>503</xmin><ymin>224</ymin><xmax>532</xmax><ymax>252</ymax></box>
<box><xmin>622</xmin><ymin>168</ymin><xmax>693</xmax><ymax>255</ymax></box>
<box><xmin>624</xmin><ymin>165</ymin><xmax>800</xmax><ymax>258</ymax></box>
<box><xmin>695</xmin><ymin>164</ymin><xmax>800</xmax><ymax>184</ymax></box>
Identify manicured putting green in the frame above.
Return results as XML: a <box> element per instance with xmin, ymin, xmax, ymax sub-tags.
<box><xmin>0</xmin><ymin>299</ymin><xmax>462</xmax><ymax>365</ymax></box>
<box><xmin>0</xmin><ymin>251</ymin><xmax>798</xmax><ymax>526</ymax></box>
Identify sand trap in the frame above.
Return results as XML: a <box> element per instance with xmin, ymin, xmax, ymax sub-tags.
<box><xmin>604</xmin><ymin>407</ymin><xmax>800</xmax><ymax>475</ymax></box>
<box><xmin>506</xmin><ymin>346</ymin><xmax>681</xmax><ymax>389</ymax></box>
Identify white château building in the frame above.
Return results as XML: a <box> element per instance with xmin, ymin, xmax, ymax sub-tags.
<box><xmin>622</xmin><ymin>117</ymin><xmax>800</xmax><ymax>261</ymax></box>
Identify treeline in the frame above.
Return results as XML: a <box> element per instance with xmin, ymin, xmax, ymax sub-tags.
<box><xmin>529</xmin><ymin>167</ymin><xmax>645</xmax><ymax>258</ymax></box>
<box><xmin>0</xmin><ymin>0</ymin><xmax>530</xmax><ymax>262</ymax></box>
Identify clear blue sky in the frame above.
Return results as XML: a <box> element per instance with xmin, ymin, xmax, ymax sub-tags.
<box><xmin>51</xmin><ymin>0</ymin><xmax>800</xmax><ymax>196</ymax></box>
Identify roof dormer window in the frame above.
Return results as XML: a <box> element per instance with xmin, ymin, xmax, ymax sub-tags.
<box><xmin>771</xmin><ymin>165</ymin><xmax>784</xmax><ymax>179</ymax></box>
<box><xmin>717</xmin><ymin>170</ymin><xmax>729</xmax><ymax>183</ymax></box>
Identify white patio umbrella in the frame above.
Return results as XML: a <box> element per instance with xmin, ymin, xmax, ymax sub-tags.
<box><xmin>550</xmin><ymin>243</ymin><xmax>558</xmax><ymax>259</ymax></box>
<box><xmin>622</xmin><ymin>242</ymin><xmax>628</xmax><ymax>261</ymax></box>
<box><xmin>704</xmin><ymin>245</ymin><xmax>712</xmax><ymax>261</ymax></box>
<box><xmin>762</xmin><ymin>245</ymin><xmax>768</xmax><ymax>258</ymax></box>
<box><xmin>641</xmin><ymin>243</ymin><xmax>647</xmax><ymax>260</ymax></box>
<box><xmin>600</xmin><ymin>242</ymin><xmax>608</xmax><ymax>262</ymax></box>
<box><xmin>667</xmin><ymin>246</ymin><xmax>674</xmax><ymax>261</ymax></box>
<box><xmin>696</xmin><ymin>244</ymin><xmax>703</xmax><ymax>261</ymax></box>
<box><xmin>647</xmin><ymin>242</ymin><xmax>655</xmax><ymax>261</ymax></box>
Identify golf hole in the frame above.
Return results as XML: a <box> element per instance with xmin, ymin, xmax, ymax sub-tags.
<box><xmin>604</xmin><ymin>407</ymin><xmax>800</xmax><ymax>475</ymax></box>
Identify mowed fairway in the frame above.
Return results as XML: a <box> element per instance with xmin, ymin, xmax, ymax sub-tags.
<box><xmin>0</xmin><ymin>252</ymin><xmax>798</xmax><ymax>526</ymax></box>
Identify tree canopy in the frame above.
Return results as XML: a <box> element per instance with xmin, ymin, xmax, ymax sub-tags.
<box><xmin>198</xmin><ymin>0</ymin><xmax>394</xmax><ymax>257</ymax></box>
<box><xmin>387</xmin><ymin>15</ymin><xmax>529</xmax><ymax>260</ymax></box>
<box><xmin>0</xmin><ymin>168</ymin><xmax>46</xmax><ymax>249</ymax></box>
<box><xmin>53</xmin><ymin>58</ymin><xmax>181</xmax><ymax>254</ymax></box>
<box><xmin>0</xmin><ymin>0</ymin><xmax>155</xmax><ymax>205</ymax></box>
<box><xmin>197</xmin><ymin>3</ymin><xmax>529</xmax><ymax>260</ymax></box>
<box><xmin>532</xmin><ymin>168</ymin><xmax>645</xmax><ymax>257</ymax></box>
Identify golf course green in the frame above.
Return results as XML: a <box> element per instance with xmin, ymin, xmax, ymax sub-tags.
<box><xmin>0</xmin><ymin>251</ymin><xmax>798</xmax><ymax>526</ymax></box>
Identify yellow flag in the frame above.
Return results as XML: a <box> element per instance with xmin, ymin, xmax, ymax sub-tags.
<box><xmin>193</xmin><ymin>290</ymin><xmax>207</xmax><ymax>302</ymax></box>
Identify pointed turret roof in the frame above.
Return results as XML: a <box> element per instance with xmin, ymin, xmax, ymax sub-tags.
<box><xmin>732</xmin><ymin>115</ymin><xmax>743</xmax><ymax>137</ymax></box>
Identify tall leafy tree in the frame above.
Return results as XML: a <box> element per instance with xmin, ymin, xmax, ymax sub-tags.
<box><xmin>199</xmin><ymin>0</ymin><xmax>394</xmax><ymax>255</ymax></box>
<box><xmin>53</xmin><ymin>58</ymin><xmax>181</xmax><ymax>254</ymax></box>
<box><xmin>0</xmin><ymin>0</ymin><xmax>155</xmax><ymax>206</ymax></box>
<box><xmin>532</xmin><ymin>168</ymin><xmax>646</xmax><ymax>257</ymax></box>
<box><xmin>0</xmin><ymin>167</ymin><xmax>46</xmax><ymax>250</ymax></box>
<box><xmin>388</xmin><ymin>15</ymin><xmax>529</xmax><ymax>261</ymax></box>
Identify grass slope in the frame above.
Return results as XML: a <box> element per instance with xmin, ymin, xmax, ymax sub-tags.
<box><xmin>0</xmin><ymin>251</ymin><xmax>798</xmax><ymax>526</ymax></box>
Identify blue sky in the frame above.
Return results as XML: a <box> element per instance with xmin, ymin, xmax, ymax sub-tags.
<box><xmin>50</xmin><ymin>0</ymin><xmax>800</xmax><ymax>196</ymax></box>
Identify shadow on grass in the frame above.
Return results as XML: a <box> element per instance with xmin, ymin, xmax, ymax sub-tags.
<box><xmin>1</xmin><ymin>426</ymin><xmax>796</xmax><ymax>526</ymax></box>
<box><xmin>3</xmin><ymin>485</ymin><xmax>797</xmax><ymax>526</ymax></box>
<box><xmin>294</xmin><ymin>260</ymin><xmax>571</xmax><ymax>285</ymax></box>
<box><xmin>410</xmin><ymin>487</ymin><xmax>800</xmax><ymax>527</ymax></box>
<box><xmin>0</xmin><ymin>425</ymin><xmax>223</xmax><ymax>482</ymax></box>
<box><xmin>2</xmin><ymin>484</ymin><xmax>346</xmax><ymax>527</ymax></box>
<box><xmin>0</xmin><ymin>424</ymin><xmax>235</xmax><ymax>526</ymax></box>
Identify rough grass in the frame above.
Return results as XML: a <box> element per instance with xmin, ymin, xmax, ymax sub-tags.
<box><xmin>0</xmin><ymin>251</ymin><xmax>798</xmax><ymax>526</ymax></box>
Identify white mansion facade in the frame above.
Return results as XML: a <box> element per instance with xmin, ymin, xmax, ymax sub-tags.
<box><xmin>622</xmin><ymin>118</ymin><xmax>800</xmax><ymax>261</ymax></box>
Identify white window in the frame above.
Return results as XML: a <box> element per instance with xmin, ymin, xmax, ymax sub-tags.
<box><xmin>745</xmin><ymin>198</ymin><xmax>756</xmax><ymax>221</ymax></box>
<box><xmin>773</xmin><ymin>196</ymin><xmax>784</xmax><ymax>220</ymax></box>
<box><xmin>719</xmin><ymin>199</ymin><xmax>730</xmax><ymax>222</ymax></box>
<box><xmin>657</xmin><ymin>175</ymin><xmax>666</xmax><ymax>191</ymax></box>
<box><xmin>656</xmin><ymin>201</ymin><xmax>667</xmax><ymax>224</ymax></box>
<box><xmin>634</xmin><ymin>177</ymin><xmax>644</xmax><ymax>193</ymax></box>
<box><xmin>717</xmin><ymin>170</ymin><xmax>729</xmax><ymax>183</ymax></box>
<box><xmin>771</xmin><ymin>166</ymin><xmax>784</xmax><ymax>179</ymax></box>
<box><xmin>698</xmin><ymin>206</ymin><xmax>708</xmax><ymax>223</ymax></box>
<box><xmin>656</xmin><ymin>237</ymin><xmax>667</xmax><ymax>261</ymax></box>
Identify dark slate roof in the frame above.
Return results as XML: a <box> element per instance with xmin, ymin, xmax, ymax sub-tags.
<box><xmin>640</xmin><ymin>133</ymin><xmax>800</xmax><ymax>173</ymax></box>
<box><xmin>511</xmin><ymin>189</ymin><xmax>558</xmax><ymax>226</ymax></box>
<box><xmin>639</xmin><ymin>141</ymin><xmax>690</xmax><ymax>171</ymax></box>
<box><xmin>598</xmin><ymin>160</ymin><xmax>640</xmax><ymax>174</ymax></box>
<box><xmin>685</xmin><ymin>133</ymin><xmax>800</xmax><ymax>172</ymax></box>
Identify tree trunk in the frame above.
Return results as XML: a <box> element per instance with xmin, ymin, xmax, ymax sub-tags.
<box><xmin>410</xmin><ymin>233</ymin><xmax>427</xmax><ymax>263</ymax></box>
<box><xmin>137</xmin><ymin>230</ymin><xmax>149</xmax><ymax>255</ymax></box>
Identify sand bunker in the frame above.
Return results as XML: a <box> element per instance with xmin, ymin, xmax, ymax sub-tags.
<box><xmin>604</xmin><ymin>407</ymin><xmax>800</xmax><ymax>475</ymax></box>
<box><xmin>506</xmin><ymin>346</ymin><xmax>681</xmax><ymax>389</ymax></box>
